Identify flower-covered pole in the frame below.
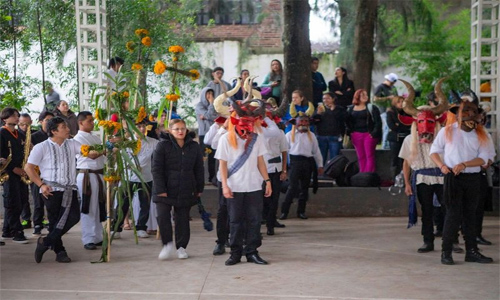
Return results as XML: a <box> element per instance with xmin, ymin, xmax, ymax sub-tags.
<box><xmin>129</xmin><ymin>29</ymin><xmax>151</xmax><ymax>109</ymax></box>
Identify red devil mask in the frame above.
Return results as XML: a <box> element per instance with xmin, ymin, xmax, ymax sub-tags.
<box><xmin>416</xmin><ymin>110</ymin><xmax>437</xmax><ymax>143</ymax></box>
<box><xmin>293</xmin><ymin>116</ymin><xmax>310</xmax><ymax>133</ymax></box>
<box><xmin>231</xmin><ymin>116</ymin><xmax>256</xmax><ymax>140</ymax></box>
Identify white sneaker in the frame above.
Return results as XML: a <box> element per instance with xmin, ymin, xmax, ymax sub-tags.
<box><xmin>111</xmin><ymin>232</ymin><xmax>121</xmax><ymax>239</ymax></box>
<box><xmin>158</xmin><ymin>242</ymin><xmax>174</xmax><ymax>260</ymax></box>
<box><xmin>177</xmin><ymin>247</ymin><xmax>188</xmax><ymax>259</ymax></box>
<box><xmin>137</xmin><ymin>230</ymin><xmax>149</xmax><ymax>238</ymax></box>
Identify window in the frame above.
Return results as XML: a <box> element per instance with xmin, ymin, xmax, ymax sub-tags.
<box><xmin>196</xmin><ymin>0</ymin><xmax>262</xmax><ymax>25</ymax></box>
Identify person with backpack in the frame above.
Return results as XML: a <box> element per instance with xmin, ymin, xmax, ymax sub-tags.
<box><xmin>345</xmin><ymin>89</ymin><xmax>382</xmax><ymax>173</ymax></box>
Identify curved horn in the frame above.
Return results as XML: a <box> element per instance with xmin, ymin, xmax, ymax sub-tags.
<box><xmin>431</xmin><ymin>77</ymin><xmax>449</xmax><ymax>116</ymax></box>
<box><xmin>242</xmin><ymin>77</ymin><xmax>254</xmax><ymax>103</ymax></box>
<box><xmin>271</xmin><ymin>94</ymin><xmax>289</xmax><ymax>118</ymax></box>
<box><xmin>213</xmin><ymin>94</ymin><xmax>230</xmax><ymax>117</ymax></box>
<box><xmin>399</xmin><ymin>79</ymin><xmax>419</xmax><ymax>117</ymax></box>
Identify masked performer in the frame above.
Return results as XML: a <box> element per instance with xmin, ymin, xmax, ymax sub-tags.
<box><xmin>280</xmin><ymin>115</ymin><xmax>323</xmax><ymax>220</ymax></box>
<box><xmin>430</xmin><ymin>89</ymin><xmax>495</xmax><ymax>265</ymax></box>
<box><xmin>398</xmin><ymin>79</ymin><xmax>448</xmax><ymax>253</ymax></box>
<box><xmin>215</xmin><ymin>98</ymin><xmax>271</xmax><ymax>266</ymax></box>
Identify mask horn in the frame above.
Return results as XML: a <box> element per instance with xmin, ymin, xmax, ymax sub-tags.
<box><xmin>431</xmin><ymin>77</ymin><xmax>449</xmax><ymax>116</ymax></box>
<box><xmin>400</xmin><ymin>79</ymin><xmax>418</xmax><ymax>117</ymax></box>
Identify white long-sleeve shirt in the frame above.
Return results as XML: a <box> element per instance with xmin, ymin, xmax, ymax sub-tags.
<box><xmin>262</xmin><ymin>117</ymin><xmax>288</xmax><ymax>173</ymax></box>
<box><xmin>286</xmin><ymin>130</ymin><xmax>323</xmax><ymax>167</ymax></box>
<box><xmin>74</xmin><ymin>130</ymin><xmax>105</xmax><ymax>170</ymax></box>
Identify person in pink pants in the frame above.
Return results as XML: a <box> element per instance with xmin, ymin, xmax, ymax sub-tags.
<box><xmin>346</xmin><ymin>89</ymin><xmax>382</xmax><ymax>173</ymax></box>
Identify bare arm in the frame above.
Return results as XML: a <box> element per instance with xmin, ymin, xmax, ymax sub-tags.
<box><xmin>25</xmin><ymin>163</ymin><xmax>52</xmax><ymax>199</ymax></box>
<box><xmin>219</xmin><ymin>160</ymin><xmax>233</xmax><ymax>199</ymax></box>
<box><xmin>430</xmin><ymin>153</ymin><xmax>450</xmax><ymax>175</ymax></box>
<box><xmin>402</xmin><ymin>159</ymin><xmax>412</xmax><ymax>196</ymax></box>
<box><xmin>258</xmin><ymin>156</ymin><xmax>272</xmax><ymax>197</ymax></box>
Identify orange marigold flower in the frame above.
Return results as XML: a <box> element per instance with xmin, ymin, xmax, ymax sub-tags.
<box><xmin>81</xmin><ymin>144</ymin><xmax>90</xmax><ymax>157</ymax></box>
<box><xmin>165</xmin><ymin>94</ymin><xmax>180</xmax><ymax>102</ymax></box>
<box><xmin>189</xmin><ymin>69</ymin><xmax>200</xmax><ymax>80</ymax></box>
<box><xmin>134</xmin><ymin>139</ymin><xmax>142</xmax><ymax>155</ymax></box>
<box><xmin>168</xmin><ymin>45</ymin><xmax>185</xmax><ymax>53</ymax></box>
<box><xmin>141</xmin><ymin>36</ymin><xmax>152</xmax><ymax>47</ymax></box>
<box><xmin>126</xmin><ymin>41</ymin><xmax>135</xmax><ymax>53</ymax></box>
<box><xmin>131</xmin><ymin>63</ymin><xmax>143</xmax><ymax>71</ymax></box>
<box><xmin>149</xmin><ymin>114</ymin><xmax>155</xmax><ymax>122</ymax></box>
<box><xmin>154</xmin><ymin>60</ymin><xmax>167</xmax><ymax>75</ymax></box>
<box><xmin>94</xmin><ymin>109</ymin><xmax>100</xmax><ymax>120</ymax></box>
<box><xmin>135</xmin><ymin>28</ymin><xmax>149</xmax><ymax>36</ymax></box>
<box><xmin>122</xmin><ymin>91</ymin><xmax>130</xmax><ymax>98</ymax></box>
<box><xmin>136</xmin><ymin>106</ymin><xmax>147</xmax><ymax>123</ymax></box>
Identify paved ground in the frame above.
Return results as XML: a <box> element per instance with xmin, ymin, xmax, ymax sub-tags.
<box><xmin>1</xmin><ymin>216</ymin><xmax>499</xmax><ymax>300</ymax></box>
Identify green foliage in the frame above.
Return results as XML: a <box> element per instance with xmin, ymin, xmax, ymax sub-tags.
<box><xmin>386</xmin><ymin>1</ymin><xmax>470</xmax><ymax>95</ymax></box>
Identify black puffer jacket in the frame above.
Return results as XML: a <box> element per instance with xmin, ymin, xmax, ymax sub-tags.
<box><xmin>152</xmin><ymin>131</ymin><xmax>204</xmax><ymax>207</ymax></box>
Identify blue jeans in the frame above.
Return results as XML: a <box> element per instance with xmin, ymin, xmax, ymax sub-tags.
<box><xmin>317</xmin><ymin>135</ymin><xmax>342</xmax><ymax>163</ymax></box>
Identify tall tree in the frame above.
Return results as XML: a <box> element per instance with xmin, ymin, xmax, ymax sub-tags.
<box><xmin>282</xmin><ymin>0</ymin><xmax>312</xmax><ymax>102</ymax></box>
<box><xmin>352</xmin><ymin>0</ymin><xmax>378</xmax><ymax>93</ymax></box>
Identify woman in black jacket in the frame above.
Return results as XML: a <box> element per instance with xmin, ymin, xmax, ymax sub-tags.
<box><xmin>386</xmin><ymin>96</ymin><xmax>411</xmax><ymax>177</ymax></box>
<box><xmin>152</xmin><ymin>119</ymin><xmax>204</xmax><ymax>260</ymax></box>
<box><xmin>328</xmin><ymin>67</ymin><xmax>355</xmax><ymax>108</ymax></box>
<box><xmin>345</xmin><ymin>89</ymin><xmax>382</xmax><ymax>173</ymax></box>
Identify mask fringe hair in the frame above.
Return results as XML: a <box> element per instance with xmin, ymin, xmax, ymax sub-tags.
<box><xmin>291</xmin><ymin>125</ymin><xmax>296</xmax><ymax>143</ymax></box>
<box><xmin>228</xmin><ymin>112</ymin><xmax>237</xmax><ymax>150</ymax></box>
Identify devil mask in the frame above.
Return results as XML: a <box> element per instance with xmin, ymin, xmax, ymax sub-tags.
<box><xmin>231</xmin><ymin>116</ymin><xmax>256</xmax><ymax>140</ymax></box>
<box><xmin>459</xmin><ymin>101</ymin><xmax>480</xmax><ymax>132</ymax></box>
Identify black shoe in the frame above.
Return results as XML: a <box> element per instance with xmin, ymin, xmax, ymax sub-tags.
<box><xmin>417</xmin><ymin>243</ymin><xmax>434</xmax><ymax>253</ymax></box>
<box><xmin>246</xmin><ymin>253</ymin><xmax>268</xmax><ymax>265</ymax></box>
<box><xmin>33</xmin><ymin>225</ymin><xmax>42</xmax><ymax>236</ymax></box>
<box><xmin>274</xmin><ymin>221</ymin><xmax>286</xmax><ymax>228</ymax></box>
<box><xmin>260</xmin><ymin>220</ymin><xmax>267</xmax><ymax>225</ymax></box>
<box><xmin>434</xmin><ymin>230</ymin><xmax>443</xmax><ymax>237</ymax></box>
<box><xmin>297</xmin><ymin>213</ymin><xmax>308</xmax><ymax>220</ymax></box>
<box><xmin>279</xmin><ymin>213</ymin><xmax>287</xmax><ymax>220</ymax></box>
<box><xmin>12</xmin><ymin>232</ymin><xmax>29</xmax><ymax>244</ymax></box>
<box><xmin>2</xmin><ymin>232</ymin><xmax>14</xmax><ymax>239</ymax></box>
<box><xmin>476</xmin><ymin>236</ymin><xmax>492</xmax><ymax>246</ymax></box>
<box><xmin>441</xmin><ymin>251</ymin><xmax>454</xmax><ymax>265</ymax></box>
<box><xmin>35</xmin><ymin>237</ymin><xmax>49</xmax><ymax>263</ymax></box>
<box><xmin>84</xmin><ymin>243</ymin><xmax>97</xmax><ymax>250</ymax></box>
<box><xmin>225</xmin><ymin>256</ymin><xmax>241</xmax><ymax>266</ymax></box>
<box><xmin>0</xmin><ymin>240</ymin><xmax>4</xmax><ymax>246</ymax></box>
<box><xmin>56</xmin><ymin>251</ymin><xmax>72</xmax><ymax>263</ymax></box>
<box><xmin>22</xmin><ymin>220</ymin><xmax>32</xmax><ymax>229</ymax></box>
<box><xmin>267</xmin><ymin>228</ymin><xmax>275</xmax><ymax>236</ymax></box>
<box><xmin>213</xmin><ymin>243</ymin><xmax>226</xmax><ymax>255</ymax></box>
<box><xmin>465</xmin><ymin>249</ymin><xmax>493</xmax><ymax>263</ymax></box>
<box><xmin>95</xmin><ymin>241</ymin><xmax>103</xmax><ymax>246</ymax></box>
<box><xmin>452</xmin><ymin>243</ymin><xmax>464</xmax><ymax>253</ymax></box>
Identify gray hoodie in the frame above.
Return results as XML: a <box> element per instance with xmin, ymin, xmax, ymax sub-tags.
<box><xmin>195</xmin><ymin>87</ymin><xmax>219</xmax><ymax>136</ymax></box>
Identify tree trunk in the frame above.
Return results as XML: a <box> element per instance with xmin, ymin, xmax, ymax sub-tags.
<box><xmin>337</xmin><ymin>0</ymin><xmax>356</xmax><ymax>72</ymax></box>
<box><xmin>282</xmin><ymin>0</ymin><xmax>312</xmax><ymax>104</ymax></box>
<box><xmin>36</xmin><ymin>1</ymin><xmax>46</xmax><ymax>104</ymax></box>
<box><xmin>353</xmin><ymin>0</ymin><xmax>378</xmax><ymax>95</ymax></box>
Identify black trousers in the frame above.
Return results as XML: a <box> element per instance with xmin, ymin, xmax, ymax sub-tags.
<box><xmin>227</xmin><ymin>190</ymin><xmax>263</xmax><ymax>257</ymax></box>
<box><xmin>476</xmin><ymin>172</ymin><xmax>489</xmax><ymax>236</ymax></box>
<box><xmin>30</xmin><ymin>182</ymin><xmax>46</xmax><ymax>227</ymax></box>
<box><xmin>115</xmin><ymin>181</ymin><xmax>152</xmax><ymax>232</ymax></box>
<box><xmin>199</xmin><ymin>135</ymin><xmax>216</xmax><ymax>181</ymax></box>
<box><xmin>43</xmin><ymin>191</ymin><xmax>80</xmax><ymax>253</ymax></box>
<box><xmin>442</xmin><ymin>173</ymin><xmax>480</xmax><ymax>252</ymax></box>
<box><xmin>215</xmin><ymin>181</ymin><xmax>229</xmax><ymax>245</ymax></box>
<box><xmin>20</xmin><ymin>186</ymin><xmax>31</xmax><ymax>222</ymax></box>
<box><xmin>263</xmin><ymin>171</ymin><xmax>282</xmax><ymax>229</ymax></box>
<box><xmin>416</xmin><ymin>183</ymin><xmax>443</xmax><ymax>244</ymax></box>
<box><xmin>281</xmin><ymin>158</ymin><xmax>312</xmax><ymax>216</ymax></box>
<box><xmin>2</xmin><ymin>173</ymin><xmax>28</xmax><ymax>235</ymax></box>
<box><xmin>389</xmin><ymin>141</ymin><xmax>404</xmax><ymax>178</ymax></box>
<box><xmin>156</xmin><ymin>201</ymin><xmax>191</xmax><ymax>249</ymax></box>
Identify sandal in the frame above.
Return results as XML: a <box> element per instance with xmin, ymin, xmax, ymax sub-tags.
<box><xmin>123</xmin><ymin>223</ymin><xmax>132</xmax><ymax>230</ymax></box>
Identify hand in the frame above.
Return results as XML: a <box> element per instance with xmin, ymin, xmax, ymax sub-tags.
<box><xmin>440</xmin><ymin>165</ymin><xmax>450</xmax><ymax>175</ymax></box>
<box><xmin>222</xmin><ymin>186</ymin><xmax>233</xmax><ymax>199</ymax></box>
<box><xmin>271</xmin><ymin>81</ymin><xmax>279</xmax><ymax>87</ymax></box>
<box><xmin>404</xmin><ymin>184</ymin><xmax>413</xmax><ymax>196</ymax></box>
<box><xmin>157</xmin><ymin>193</ymin><xmax>167</xmax><ymax>197</ymax></box>
<box><xmin>279</xmin><ymin>172</ymin><xmax>287</xmax><ymax>181</ymax></box>
<box><xmin>335</xmin><ymin>91</ymin><xmax>343</xmax><ymax>95</ymax></box>
<box><xmin>452</xmin><ymin>163</ymin><xmax>466</xmax><ymax>176</ymax></box>
<box><xmin>0</xmin><ymin>158</ymin><xmax>5</xmax><ymax>165</ymax></box>
<box><xmin>317</xmin><ymin>105</ymin><xmax>325</xmax><ymax>114</ymax></box>
<box><xmin>264</xmin><ymin>182</ymin><xmax>272</xmax><ymax>197</ymax></box>
<box><xmin>318</xmin><ymin>167</ymin><xmax>324</xmax><ymax>176</ymax></box>
<box><xmin>13</xmin><ymin>167</ymin><xmax>26</xmax><ymax>177</ymax></box>
<box><xmin>41</xmin><ymin>184</ymin><xmax>53</xmax><ymax>199</ymax></box>
<box><xmin>199</xmin><ymin>114</ymin><xmax>206</xmax><ymax>120</ymax></box>
<box><xmin>87</xmin><ymin>150</ymin><xmax>100</xmax><ymax>159</ymax></box>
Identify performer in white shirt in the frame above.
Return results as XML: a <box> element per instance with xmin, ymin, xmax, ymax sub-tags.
<box><xmin>430</xmin><ymin>90</ymin><xmax>495</xmax><ymax>265</ymax></box>
<box><xmin>74</xmin><ymin>112</ymin><xmax>106</xmax><ymax>250</ymax></box>
<box><xmin>215</xmin><ymin>99</ymin><xmax>271</xmax><ymax>266</ymax></box>
<box><xmin>262</xmin><ymin>116</ymin><xmax>288</xmax><ymax>235</ymax></box>
<box><xmin>25</xmin><ymin>117</ymin><xmax>98</xmax><ymax>263</ymax></box>
<box><xmin>280</xmin><ymin>115</ymin><xmax>323</xmax><ymax>220</ymax></box>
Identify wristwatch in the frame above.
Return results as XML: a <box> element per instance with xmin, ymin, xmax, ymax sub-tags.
<box><xmin>264</xmin><ymin>178</ymin><xmax>271</xmax><ymax>182</ymax></box>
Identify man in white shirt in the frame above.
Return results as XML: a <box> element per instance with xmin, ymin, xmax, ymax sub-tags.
<box><xmin>280</xmin><ymin>116</ymin><xmax>323</xmax><ymax>220</ymax></box>
<box><xmin>113</xmin><ymin>119</ymin><xmax>158</xmax><ymax>239</ymax></box>
<box><xmin>215</xmin><ymin>100</ymin><xmax>271</xmax><ymax>266</ymax></box>
<box><xmin>74</xmin><ymin>112</ymin><xmax>106</xmax><ymax>250</ymax></box>
<box><xmin>430</xmin><ymin>96</ymin><xmax>495</xmax><ymax>265</ymax></box>
<box><xmin>262</xmin><ymin>117</ymin><xmax>288</xmax><ymax>236</ymax></box>
<box><xmin>25</xmin><ymin>117</ymin><xmax>98</xmax><ymax>263</ymax></box>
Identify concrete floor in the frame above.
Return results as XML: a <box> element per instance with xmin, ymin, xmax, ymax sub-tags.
<box><xmin>1</xmin><ymin>216</ymin><xmax>499</xmax><ymax>300</ymax></box>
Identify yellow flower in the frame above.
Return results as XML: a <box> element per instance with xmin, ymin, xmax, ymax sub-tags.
<box><xmin>149</xmin><ymin>114</ymin><xmax>155</xmax><ymax>122</ymax></box>
<box><xmin>135</xmin><ymin>28</ymin><xmax>149</xmax><ymax>36</ymax></box>
<box><xmin>154</xmin><ymin>60</ymin><xmax>167</xmax><ymax>75</ymax></box>
<box><xmin>94</xmin><ymin>109</ymin><xmax>100</xmax><ymax>121</ymax></box>
<box><xmin>165</xmin><ymin>94</ymin><xmax>180</xmax><ymax>102</ymax></box>
<box><xmin>141</xmin><ymin>36</ymin><xmax>152</xmax><ymax>47</ymax></box>
<box><xmin>168</xmin><ymin>45</ymin><xmax>185</xmax><ymax>53</ymax></box>
<box><xmin>122</xmin><ymin>91</ymin><xmax>130</xmax><ymax>98</ymax></box>
<box><xmin>111</xmin><ymin>92</ymin><xmax>117</xmax><ymax>97</ymax></box>
<box><xmin>134</xmin><ymin>139</ymin><xmax>142</xmax><ymax>155</ymax></box>
<box><xmin>205</xmin><ymin>147</ymin><xmax>212</xmax><ymax>155</ymax></box>
<box><xmin>173</xmin><ymin>56</ymin><xmax>178</xmax><ymax>62</ymax></box>
<box><xmin>104</xmin><ymin>175</ymin><xmax>121</xmax><ymax>182</ymax></box>
<box><xmin>126</xmin><ymin>41</ymin><xmax>135</xmax><ymax>53</ymax></box>
<box><xmin>132</xmin><ymin>63</ymin><xmax>143</xmax><ymax>71</ymax></box>
<box><xmin>189</xmin><ymin>69</ymin><xmax>200</xmax><ymax>80</ymax></box>
<box><xmin>81</xmin><ymin>144</ymin><xmax>90</xmax><ymax>157</ymax></box>
<box><xmin>136</xmin><ymin>106</ymin><xmax>146</xmax><ymax>123</ymax></box>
